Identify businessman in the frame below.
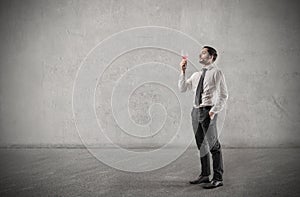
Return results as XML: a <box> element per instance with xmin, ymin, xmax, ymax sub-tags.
<box><xmin>178</xmin><ymin>46</ymin><xmax>228</xmax><ymax>189</ymax></box>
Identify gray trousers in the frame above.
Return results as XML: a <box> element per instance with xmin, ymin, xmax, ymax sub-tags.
<box><xmin>191</xmin><ymin>106</ymin><xmax>224</xmax><ymax>181</ymax></box>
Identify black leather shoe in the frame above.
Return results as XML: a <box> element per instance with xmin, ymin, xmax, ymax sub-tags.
<box><xmin>189</xmin><ymin>175</ymin><xmax>210</xmax><ymax>184</ymax></box>
<box><xmin>203</xmin><ymin>180</ymin><xmax>223</xmax><ymax>189</ymax></box>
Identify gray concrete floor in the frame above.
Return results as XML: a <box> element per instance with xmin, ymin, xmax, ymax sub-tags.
<box><xmin>0</xmin><ymin>147</ymin><xmax>299</xmax><ymax>197</ymax></box>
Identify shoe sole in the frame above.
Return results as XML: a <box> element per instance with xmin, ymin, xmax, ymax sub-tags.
<box><xmin>203</xmin><ymin>183</ymin><xmax>223</xmax><ymax>189</ymax></box>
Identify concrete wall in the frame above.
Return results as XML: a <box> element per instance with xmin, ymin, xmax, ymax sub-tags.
<box><xmin>0</xmin><ymin>0</ymin><xmax>299</xmax><ymax>147</ymax></box>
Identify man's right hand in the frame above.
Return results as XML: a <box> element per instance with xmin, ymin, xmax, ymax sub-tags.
<box><xmin>180</xmin><ymin>59</ymin><xmax>187</xmax><ymax>74</ymax></box>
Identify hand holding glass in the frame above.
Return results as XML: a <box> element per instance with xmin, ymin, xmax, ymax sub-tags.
<box><xmin>180</xmin><ymin>50</ymin><xmax>188</xmax><ymax>73</ymax></box>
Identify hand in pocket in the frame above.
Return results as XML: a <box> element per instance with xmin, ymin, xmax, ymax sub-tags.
<box><xmin>209</xmin><ymin>111</ymin><xmax>215</xmax><ymax>120</ymax></box>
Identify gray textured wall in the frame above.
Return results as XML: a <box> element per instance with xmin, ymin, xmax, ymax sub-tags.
<box><xmin>0</xmin><ymin>0</ymin><xmax>299</xmax><ymax>147</ymax></box>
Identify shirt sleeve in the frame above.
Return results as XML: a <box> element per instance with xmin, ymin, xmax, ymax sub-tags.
<box><xmin>178</xmin><ymin>72</ymin><xmax>193</xmax><ymax>92</ymax></box>
<box><xmin>210</xmin><ymin>70</ymin><xmax>228</xmax><ymax>114</ymax></box>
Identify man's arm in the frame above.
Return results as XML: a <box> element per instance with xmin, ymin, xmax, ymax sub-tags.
<box><xmin>210</xmin><ymin>70</ymin><xmax>228</xmax><ymax>115</ymax></box>
<box><xmin>178</xmin><ymin>59</ymin><xmax>193</xmax><ymax>92</ymax></box>
<box><xmin>178</xmin><ymin>72</ymin><xmax>193</xmax><ymax>92</ymax></box>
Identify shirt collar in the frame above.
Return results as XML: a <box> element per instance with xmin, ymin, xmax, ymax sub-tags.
<box><xmin>201</xmin><ymin>63</ymin><xmax>215</xmax><ymax>71</ymax></box>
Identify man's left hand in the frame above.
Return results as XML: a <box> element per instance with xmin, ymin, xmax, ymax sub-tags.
<box><xmin>209</xmin><ymin>111</ymin><xmax>215</xmax><ymax>120</ymax></box>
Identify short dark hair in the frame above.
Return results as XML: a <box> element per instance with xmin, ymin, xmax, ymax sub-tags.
<box><xmin>203</xmin><ymin>46</ymin><xmax>218</xmax><ymax>62</ymax></box>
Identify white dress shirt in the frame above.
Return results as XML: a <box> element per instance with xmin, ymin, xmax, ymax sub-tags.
<box><xmin>178</xmin><ymin>63</ymin><xmax>228</xmax><ymax>114</ymax></box>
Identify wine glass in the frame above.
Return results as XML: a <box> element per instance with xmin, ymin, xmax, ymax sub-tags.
<box><xmin>181</xmin><ymin>50</ymin><xmax>189</xmax><ymax>60</ymax></box>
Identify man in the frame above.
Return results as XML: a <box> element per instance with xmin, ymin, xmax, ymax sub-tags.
<box><xmin>178</xmin><ymin>46</ymin><xmax>228</xmax><ymax>189</ymax></box>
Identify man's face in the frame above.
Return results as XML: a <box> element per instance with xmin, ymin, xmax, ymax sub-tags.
<box><xmin>199</xmin><ymin>48</ymin><xmax>213</xmax><ymax>65</ymax></box>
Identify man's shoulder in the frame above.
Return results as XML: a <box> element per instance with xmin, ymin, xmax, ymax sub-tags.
<box><xmin>212</xmin><ymin>64</ymin><xmax>221</xmax><ymax>70</ymax></box>
<box><xmin>212</xmin><ymin>65</ymin><xmax>224</xmax><ymax>74</ymax></box>
<box><xmin>190</xmin><ymin>71</ymin><xmax>200</xmax><ymax>78</ymax></box>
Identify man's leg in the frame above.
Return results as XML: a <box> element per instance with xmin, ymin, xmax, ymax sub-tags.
<box><xmin>203</xmin><ymin>114</ymin><xmax>224</xmax><ymax>189</ymax></box>
<box><xmin>190</xmin><ymin>108</ymin><xmax>210</xmax><ymax>184</ymax></box>
<box><xmin>198</xmin><ymin>107</ymin><xmax>214</xmax><ymax>176</ymax></box>
<box><xmin>211</xmin><ymin>140</ymin><xmax>223</xmax><ymax>181</ymax></box>
<box><xmin>196</xmin><ymin>126</ymin><xmax>210</xmax><ymax>177</ymax></box>
<box><xmin>206</xmin><ymin>114</ymin><xmax>223</xmax><ymax>181</ymax></box>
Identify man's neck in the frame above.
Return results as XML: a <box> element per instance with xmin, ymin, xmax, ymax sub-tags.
<box><xmin>203</xmin><ymin>62</ymin><xmax>212</xmax><ymax>67</ymax></box>
<box><xmin>201</xmin><ymin>63</ymin><xmax>212</xmax><ymax>68</ymax></box>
